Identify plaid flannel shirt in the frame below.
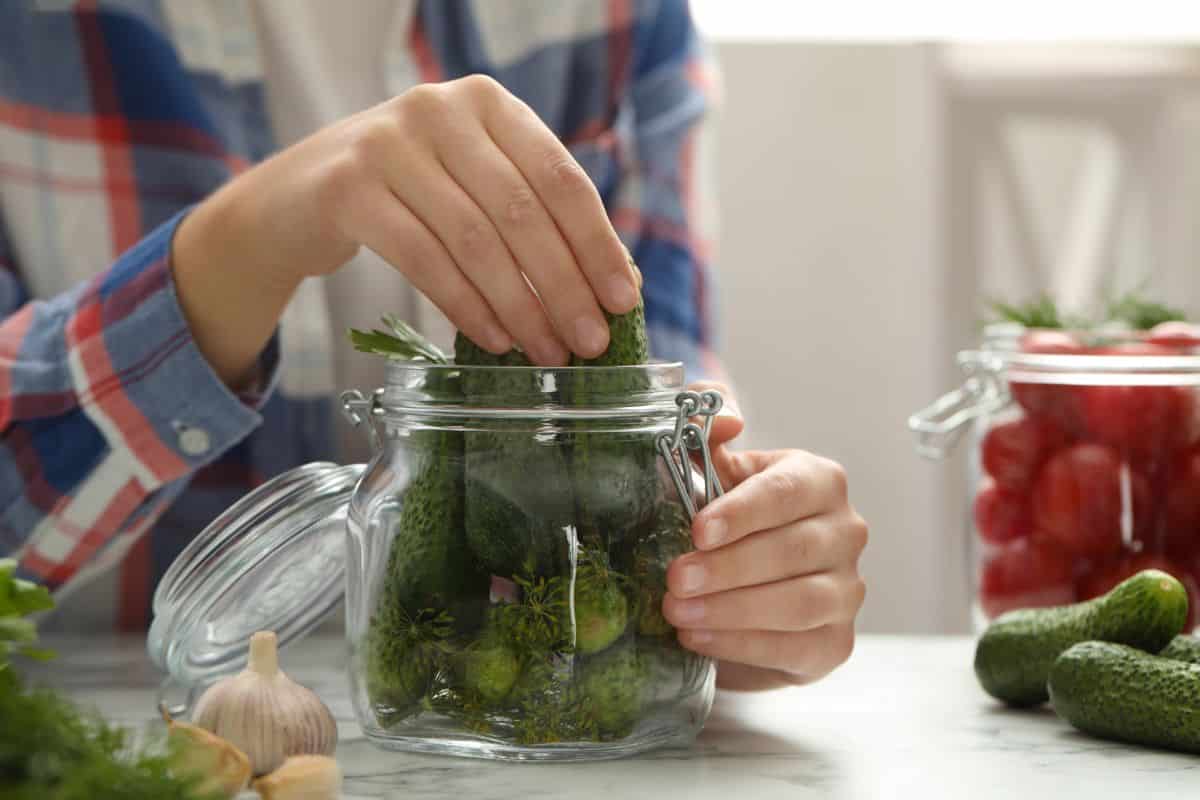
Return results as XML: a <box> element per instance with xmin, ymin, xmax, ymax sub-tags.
<box><xmin>0</xmin><ymin>0</ymin><xmax>721</xmax><ymax>631</ymax></box>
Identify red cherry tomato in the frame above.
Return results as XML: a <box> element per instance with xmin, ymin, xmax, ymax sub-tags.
<box><xmin>1147</xmin><ymin>321</ymin><xmax>1200</xmax><ymax>350</ymax></box>
<box><xmin>1076</xmin><ymin>552</ymin><xmax>1198</xmax><ymax>630</ymax></box>
<box><xmin>1074</xmin><ymin>385</ymin><xmax>1191</xmax><ymax>459</ymax></box>
<box><xmin>1032</xmin><ymin>443</ymin><xmax>1150</xmax><ymax>558</ymax></box>
<box><xmin>974</xmin><ymin>478</ymin><xmax>1033</xmax><ymax>545</ymax></box>
<box><xmin>980</xmin><ymin>538</ymin><xmax>1075</xmax><ymax>619</ymax></box>
<box><xmin>1163</xmin><ymin>445</ymin><xmax>1200</xmax><ymax>558</ymax></box>
<box><xmin>1011</xmin><ymin>331</ymin><xmax>1085</xmax><ymax>429</ymax></box>
<box><xmin>1076</xmin><ymin>342</ymin><xmax>1197</xmax><ymax>457</ymax></box>
<box><xmin>981</xmin><ymin>416</ymin><xmax>1068</xmax><ymax>490</ymax></box>
<box><xmin>1019</xmin><ymin>331</ymin><xmax>1084</xmax><ymax>354</ymax></box>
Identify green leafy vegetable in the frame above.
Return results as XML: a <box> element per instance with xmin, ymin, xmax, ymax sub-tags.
<box><xmin>0</xmin><ymin>560</ymin><xmax>216</xmax><ymax>798</ymax></box>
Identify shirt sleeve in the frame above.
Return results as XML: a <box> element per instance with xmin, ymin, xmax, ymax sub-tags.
<box><xmin>606</xmin><ymin>0</ymin><xmax>727</xmax><ymax>386</ymax></box>
<box><xmin>0</xmin><ymin>208</ymin><xmax>280</xmax><ymax>593</ymax></box>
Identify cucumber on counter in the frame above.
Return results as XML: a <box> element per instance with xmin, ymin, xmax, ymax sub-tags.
<box><xmin>1158</xmin><ymin>633</ymin><xmax>1200</xmax><ymax>665</ymax></box>
<box><xmin>1048</xmin><ymin>640</ymin><xmax>1200</xmax><ymax>755</ymax></box>
<box><xmin>973</xmin><ymin>569</ymin><xmax>1188</xmax><ymax>707</ymax></box>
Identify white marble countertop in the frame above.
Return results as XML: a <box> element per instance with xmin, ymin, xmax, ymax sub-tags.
<box><xmin>35</xmin><ymin>634</ymin><xmax>1200</xmax><ymax>799</ymax></box>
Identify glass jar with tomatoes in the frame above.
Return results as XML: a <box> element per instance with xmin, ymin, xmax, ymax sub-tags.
<box><xmin>910</xmin><ymin>319</ymin><xmax>1200</xmax><ymax>632</ymax></box>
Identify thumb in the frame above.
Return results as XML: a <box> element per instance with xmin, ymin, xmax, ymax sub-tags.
<box><xmin>687</xmin><ymin>380</ymin><xmax>743</xmax><ymax>448</ymax></box>
<box><xmin>706</xmin><ymin>413</ymin><xmax>744</xmax><ymax>448</ymax></box>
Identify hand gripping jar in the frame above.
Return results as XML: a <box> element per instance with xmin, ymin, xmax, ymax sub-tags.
<box><xmin>909</xmin><ymin>323</ymin><xmax>1200</xmax><ymax>632</ymax></box>
<box><xmin>147</xmin><ymin>360</ymin><xmax>724</xmax><ymax>761</ymax></box>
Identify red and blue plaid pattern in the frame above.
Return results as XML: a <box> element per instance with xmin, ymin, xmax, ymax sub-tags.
<box><xmin>0</xmin><ymin>0</ymin><xmax>720</xmax><ymax>631</ymax></box>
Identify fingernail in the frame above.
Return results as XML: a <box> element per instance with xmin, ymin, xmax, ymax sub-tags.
<box><xmin>687</xmin><ymin>629</ymin><xmax>713</xmax><ymax>645</ymax></box>
<box><xmin>532</xmin><ymin>338</ymin><xmax>568</xmax><ymax>366</ymax></box>
<box><xmin>703</xmin><ymin>518</ymin><xmax>727</xmax><ymax>548</ymax></box>
<box><xmin>607</xmin><ymin>274</ymin><xmax>639</xmax><ymax>310</ymax></box>
<box><xmin>679</xmin><ymin>563</ymin><xmax>707</xmax><ymax>595</ymax></box>
<box><xmin>673</xmin><ymin>598</ymin><xmax>706</xmax><ymax>624</ymax></box>
<box><xmin>483</xmin><ymin>324</ymin><xmax>511</xmax><ymax>353</ymax></box>
<box><xmin>574</xmin><ymin>315</ymin><xmax>609</xmax><ymax>356</ymax></box>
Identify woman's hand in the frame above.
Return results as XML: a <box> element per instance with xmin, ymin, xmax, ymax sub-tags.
<box><xmin>172</xmin><ymin>75</ymin><xmax>639</xmax><ymax>385</ymax></box>
<box><xmin>663</xmin><ymin>382</ymin><xmax>869</xmax><ymax>691</ymax></box>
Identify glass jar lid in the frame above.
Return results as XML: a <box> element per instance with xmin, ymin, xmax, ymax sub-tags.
<box><xmin>147</xmin><ymin>461</ymin><xmax>363</xmax><ymax>689</ymax></box>
<box><xmin>909</xmin><ymin>323</ymin><xmax>1200</xmax><ymax>459</ymax></box>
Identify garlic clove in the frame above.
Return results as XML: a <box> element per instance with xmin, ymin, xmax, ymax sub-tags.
<box><xmin>161</xmin><ymin>704</ymin><xmax>251</xmax><ymax>799</ymax></box>
<box><xmin>191</xmin><ymin>630</ymin><xmax>338</xmax><ymax>776</ymax></box>
<box><xmin>252</xmin><ymin>754</ymin><xmax>343</xmax><ymax>800</ymax></box>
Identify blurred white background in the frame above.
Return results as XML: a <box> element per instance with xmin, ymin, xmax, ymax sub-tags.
<box><xmin>687</xmin><ymin>10</ymin><xmax>1200</xmax><ymax>633</ymax></box>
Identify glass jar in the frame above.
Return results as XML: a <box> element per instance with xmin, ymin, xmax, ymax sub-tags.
<box><xmin>147</xmin><ymin>360</ymin><xmax>723</xmax><ymax>762</ymax></box>
<box><xmin>909</xmin><ymin>323</ymin><xmax>1200</xmax><ymax>633</ymax></box>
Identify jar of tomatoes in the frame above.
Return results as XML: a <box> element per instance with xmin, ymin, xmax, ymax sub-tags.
<box><xmin>909</xmin><ymin>320</ymin><xmax>1200</xmax><ymax>632</ymax></box>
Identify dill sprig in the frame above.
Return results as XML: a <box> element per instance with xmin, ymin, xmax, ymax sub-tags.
<box><xmin>347</xmin><ymin>314</ymin><xmax>450</xmax><ymax>363</ymax></box>
<box><xmin>0</xmin><ymin>559</ymin><xmax>218</xmax><ymax>799</ymax></box>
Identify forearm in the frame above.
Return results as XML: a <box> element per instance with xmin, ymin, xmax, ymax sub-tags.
<box><xmin>0</xmin><ymin>210</ymin><xmax>277</xmax><ymax>590</ymax></box>
<box><xmin>170</xmin><ymin>181</ymin><xmax>308</xmax><ymax>389</ymax></box>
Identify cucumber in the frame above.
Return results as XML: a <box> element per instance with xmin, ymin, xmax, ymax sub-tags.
<box><xmin>1048</xmin><ymin>640</ymin><xmax>1200</xmax><ymax>755</ymax></box>
<box><xmin>974</xmin><ymin>569</ymin><xmax>1188</xmax><ymax>707</ymax></box>
<box><xmin>1159</xmin><ymin>634</ymin><xmax>1200</xmax><ymax>665</ymax></box>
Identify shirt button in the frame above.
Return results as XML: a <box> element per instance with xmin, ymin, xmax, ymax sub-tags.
<box><xmin>178</xmin><ymin>426</ymin><xmax>211</xmax><ymax>456</ymax></box>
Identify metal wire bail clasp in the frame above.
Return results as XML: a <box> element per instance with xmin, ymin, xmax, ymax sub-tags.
<box><xmin>657</xmin><ymin>390</ymin><xmax>726</xmax><ymax>521</ymax></box>
<box><xmin>340</xmin><ymin>388</ymin><xmax>384</xmax><ymax>453</ymax></box>
<box><xmin>907</xmin><ymin>351</ymin><xmax>1009</xmax><ymax>460</ymax></box>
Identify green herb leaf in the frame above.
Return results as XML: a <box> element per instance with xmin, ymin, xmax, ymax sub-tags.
<box><xmin>989</xmin><ymin>294</ymin><xmax>1066</xmax><ymax>329</ymax></box>
<box><xmin>1104</xmin><ymin>286</ymin><xmax>1187</xmax><ymax>330</ymax></box>
<box><xmin>347</xmin><ymin>315</ymin><xmax>450</xmax><ymax>363</ymax></box>
<box><xmin>0</xmin><ymin>577</ymin><xmax>54</xmax><ymax>618</ymax></box>
<box><xmin>0</xmin><ymin>616</ymin><xmax>36</xmax><ymax>644</ymax></box>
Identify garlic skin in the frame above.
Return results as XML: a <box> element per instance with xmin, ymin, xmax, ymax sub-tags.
<box><xmin>191</xmin><ymin>630</ymin><xmax>338</xmax><ymax>776</ymax></box>
<box><xmin>160</xmin><ymin>704</ymin><xmax>251</xmax><ymax>799</ymax></box>
<box><xmin>252</xmin><ymin>755</ymin><xmax>343</xmax><ymax>800</ymax></box>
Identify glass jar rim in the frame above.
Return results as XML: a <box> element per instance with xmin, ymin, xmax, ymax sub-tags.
<box><xmin>964</xmin><ymin>349</ymin><xmax>1200</xmax><ymax>384</ymax></box>
<box><xmin>373</xmin><ymin>358</ymin><xmax>689</xmax><ymax>419</ymax></box>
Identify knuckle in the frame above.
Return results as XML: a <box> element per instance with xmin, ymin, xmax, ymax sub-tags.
<box><xmin>398</xmin><ymin>83</ymin><xmax>448</xmax><ymax>116</ymax></box>
<box><xmin>459</xmin><ymin>73</ymin><xmax>504</xmax><ymax>98</ymax></box>
<box><xmin>851</xmin><ymin>575</ymin><xmax>867</xmax><ymax>613</ymax></box>
<box><xmin>825</xmin><ymin>459</ymin><xmax>849</xmax><ymax>500</ymax></box>
<box><xmin>504</xmin><ymin>184</ymin><xmax>538</xmax><ymax>227</ymax></box>
<box><xmin>847</xmin><ymin>512</ymin><xmax>869</xmax><ymax>556</ymax></box>
<box><xmin>766</xmin><ymin>467</ymin><xmax>805</xmax><ymax>504</ymax></box>
<box><xmin>546</xmin><ymin>153</ymin><xmax>593</xmax><ymax>193</ymax></box>
<box><xmin>457</xmin><ymin>217</ymin><xmax>494</xmax><ymax>260</ymax></box>
<box><xmin>396</xmin><ymin>84</ymin><xmax>451</xmax><ymax>128</ymax></box>
<box><xmin>351</xmin><ymin>117</ymin><xmax>396</xmax><ymax>160</ymax></box>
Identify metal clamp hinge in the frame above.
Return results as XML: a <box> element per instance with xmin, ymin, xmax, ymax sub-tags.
<box><xmin>907</xmin><ymin>358</ymin><xmax>1009</xmax><ymax>460</ymax></box>
<box><xmin>340</xmin><ymin>388</ymin><xmax>384</xmax><ymax>452</ymax></box>
<box><xmin>657</xmin><ymin>390</ymin><xmax>726</xmax><ymax>521</ymax></box>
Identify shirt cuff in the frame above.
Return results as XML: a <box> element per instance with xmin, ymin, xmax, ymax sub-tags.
<box><xmin>68</xmin><ymin>208</ymin><xmax>282</xmax><ymax>489</ymax></box>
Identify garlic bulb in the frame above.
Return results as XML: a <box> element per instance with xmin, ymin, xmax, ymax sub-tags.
<box><xmin>191</xmin><ymin>630</ymin><xmax>338</xmax><ymax>776</ymax></box>
<box><xmin>252</xmin><ymin>755</ymin><xmax>343</xmax><ymax>800</ymax></box>
<box><xmin>161</xmin><ymin>704</ymin><xmax>251</xmax><ymax>798</ymax></box>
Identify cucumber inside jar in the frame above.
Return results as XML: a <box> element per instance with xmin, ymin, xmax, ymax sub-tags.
<box><xmin>349</xmin><ymin>307</ymin><xmax>716</xmax><ymax>748</ymax></box>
